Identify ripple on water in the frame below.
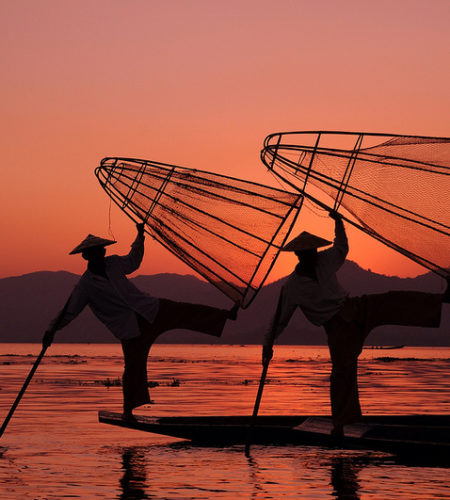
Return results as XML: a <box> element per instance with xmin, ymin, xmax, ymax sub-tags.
<box><xmin>0</xmin><ymin>345</ymin><xmax>449</xmax><ymax>499</ymax></box>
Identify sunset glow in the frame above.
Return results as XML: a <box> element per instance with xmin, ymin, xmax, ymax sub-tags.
<box><xmin>1</xmin><ymin>0</ymin><xmax>449</xmax><ymax>281</ymax></box>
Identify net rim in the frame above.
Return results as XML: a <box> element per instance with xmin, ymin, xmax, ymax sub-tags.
<box><xmin>95</xmin><ymin>156</ymin><xmax>303</xmax><ymax>308</ymax></box>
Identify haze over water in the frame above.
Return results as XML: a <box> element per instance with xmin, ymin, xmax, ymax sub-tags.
<box><xmin>0</xmin><ymin>344</ymin><xmax>449</xmax><ymax>499</ymax></box>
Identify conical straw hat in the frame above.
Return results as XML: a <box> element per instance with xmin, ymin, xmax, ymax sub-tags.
<box><xmin>69</xmin><ymin>234</ymin><xmax>117</xmax><ymax>255</ymax></box>
<box><xmin>282</xmin><ymin>231</ymin><xmax>331</xmax><ymax>252</ymax></box>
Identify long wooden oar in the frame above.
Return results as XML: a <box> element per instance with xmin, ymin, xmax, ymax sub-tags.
<box><xmin>244</xmin><ymin>292</ymin><xmax>282</xmax><ymax>456</ymax></box>
<box><xmin>0</xmin><ymin>298</ymin><xmax>70</xmax><ymax>439</ymax></box>
<box><xmin>0</xmin><ymin>345</ymin><xmax>48</xmax><ymax>438</ymax></box>
<box><xmin>244</xmin><ymin>356</ymin><xmax>270</xmax><ymax>456</ymax></box>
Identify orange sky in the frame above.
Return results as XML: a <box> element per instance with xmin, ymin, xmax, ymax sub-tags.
<box><xmin>1</xmin><ymin>0</ymin><xmax>449</xmax><ymax>282</ymax></box>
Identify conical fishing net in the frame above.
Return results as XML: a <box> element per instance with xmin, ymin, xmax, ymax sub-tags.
<box><xmin>95</xmin><ymin>157</ymin><xmax>303</xmax><ymax>307</ymax></box>
<box><xmin>261</xmin><ymin>131</ymin><xmax>450</xmax><ymax>278</ymax></box>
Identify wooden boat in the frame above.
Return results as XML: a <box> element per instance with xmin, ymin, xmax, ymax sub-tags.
<box><xmin>364</xmin><ymin>345</ymin><xmax>405</xmax><ymax>350</ymax></box>
<box><xmin>98</xmin><ymin>411</ymin><xmax>450</xmax><ymax>464</ymax></box>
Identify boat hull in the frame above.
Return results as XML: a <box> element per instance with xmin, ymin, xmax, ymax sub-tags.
<box><xmin>98</xmin><ymin>411</ymin><xmax>450</xmax><ymax>464</ymax></box>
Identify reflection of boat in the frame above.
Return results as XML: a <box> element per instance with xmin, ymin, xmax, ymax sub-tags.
<box><xmin>99</xmin><ymin>412</ymin><xmax>449</xmax><ymax>464</ymax></box>
<box><xmin>364</xmin><ymin>345</ymin><xmax>405</xmax><ymax>350</ymax></box>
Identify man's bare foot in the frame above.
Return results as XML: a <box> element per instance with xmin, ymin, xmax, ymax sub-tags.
<box><xmin>331</xmin><ymin>425</ymin><xmax>344</xmax><ymax>437</ymax></box>
<box><xmin>443</xmin><ymin>278</ymin><xmax>450</xmax><ymax>304</ymax></box>
<box><xmin>227</xmin><ymin>303</ymin><xmax>240</xmax><ymax>320</ymax></box>
<box><xmin>122</xmin><ymin>410</ymin><xmax>136</xmax><ymax>421</ymax></box>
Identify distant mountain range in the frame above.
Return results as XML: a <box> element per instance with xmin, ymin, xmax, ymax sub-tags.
<box><xmin>0</xmin><ymin>262</ymin><xmax>448</xmax><ymax>346</ymax></box>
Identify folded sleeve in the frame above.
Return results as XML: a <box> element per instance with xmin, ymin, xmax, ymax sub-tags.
<box><xmin>117</xmin><ymin>233</ymin><xmax>145</xmax><ymax>274</ymax></box>
<box><xmin>47</xmin><ymin>283</ymin><xmax>88</xmax><ymax>332</ymax></box>
<box><xmin>320</xmin><ymin>218</ymin><xmax>349</xmax><ymax>275</ymax></box>
<box><xmin>263</xmin><ymin>287</ymin><xmax>297</xmax><ymax>347</ymax></box>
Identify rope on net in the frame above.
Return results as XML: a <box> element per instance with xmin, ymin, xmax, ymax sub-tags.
<box><xmin>96</xmin><ymin>157</ymin><xmax>303</xmax><ymax>307</ymax></box>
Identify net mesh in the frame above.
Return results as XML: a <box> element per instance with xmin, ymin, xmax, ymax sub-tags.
<box><xmin>95</xmin><ymin>157</ymin><xmax>303</xmax><ymax>307</ymax></box>
<box><xmin>261</xmin><ymin>131</ymin><xmax>450</xmax><ymax>278</ymax></box>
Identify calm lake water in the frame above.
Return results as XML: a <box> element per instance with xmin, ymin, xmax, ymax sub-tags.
<box><xmin>0</xmin><ymin>344</ymin><xmax>449</xmax><ymax>499</ymax></box>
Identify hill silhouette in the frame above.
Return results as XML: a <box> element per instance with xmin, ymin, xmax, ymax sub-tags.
<box><xmin>0</xmin><ymin>262</ymin><xmax>448</xmax><ymax>345</ymax></box>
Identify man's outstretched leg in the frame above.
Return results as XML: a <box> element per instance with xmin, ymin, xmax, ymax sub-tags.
<box><xmin>120</xmin><ymin>299</ymin><xmax>238</xmax><ymax>418</ymax></box>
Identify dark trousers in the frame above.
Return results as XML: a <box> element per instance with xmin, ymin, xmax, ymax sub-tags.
<box><xmin>120</xmin><ymin>299</ymin><xmax>229</xmax><ymax>412</ymax></box>
<box><xmin>324</xmin><ymin>291</ymin><xmax>442</xmax><ymax>427</ymax></box>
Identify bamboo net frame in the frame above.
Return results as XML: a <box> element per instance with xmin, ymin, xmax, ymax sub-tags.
<box><xmin>96</xmin><ymin>157</ymin><xmax>303</xmax><ymax>307</ymax></box>
<box><xmin>261</xmin><ymin>131</ymin><xmax>450</xmax><ymax>278</ymax></box>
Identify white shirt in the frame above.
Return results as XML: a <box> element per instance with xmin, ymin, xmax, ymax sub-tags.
<box><xmin>264</xmin><ymin>219</ymin><xmax>349</xmax><ymax>346</ymax></box>
<box><xmin>48</xmin><ymin>233</ymin><xmax>160</xmax><ymax>340</ymax></box>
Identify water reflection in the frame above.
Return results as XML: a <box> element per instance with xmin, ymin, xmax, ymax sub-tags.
<box><xmin>119</xmin><ymin>447</ymin><xmax>151</xmax><ymax>500</ymax></box>
<box><xmin>244</xmin><ymin>447</ymin><xmax>384</xmax><ymax>500</ymax></box>
<box><xmin>330</xmin><ymin>456</ymin><xmax>362</xmax><ymax>500</ymax></box>
<box><xmin>115</xmin><ymin>442</ymin><xmax>447</xmax><ymax>500</ymax></box>
<box><xmin>2</xmin><ymin>345</ymin><xmax>447</xmax><ymax>499</ymax></box>
<box><xmin>245</xmin><ymin>454</ymin><xmax>269</xmax><ymax>499</ymax></box>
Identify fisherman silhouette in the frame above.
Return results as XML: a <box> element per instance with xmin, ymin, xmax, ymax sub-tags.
<box><xmin>263</xmin><ymin>211</ymin><xmax>449</xmax><ymax>436</ymax></box>
<box><xmin>44</xmin><ymin>223</ymin><xmax>239</xmax><ymax>419</ymax></box>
